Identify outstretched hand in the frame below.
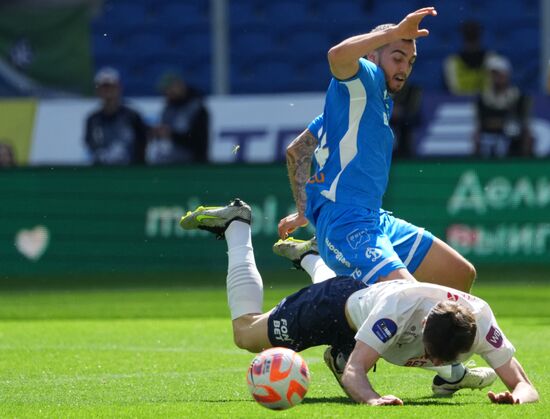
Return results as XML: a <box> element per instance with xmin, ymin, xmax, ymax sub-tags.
<box><xmin>395</xmin><ymin>7</ymin><xmax>437</xmax><ymax>40</ymax></box>
<box><xmin>488</xmin><ymin>390</ymin><xmax>520</xmax><ymax>404</ymax></box>
<box><xmin>278</xmin><ymin>212</ymin><xmax>308</xmax><ymax>239</ymax></box>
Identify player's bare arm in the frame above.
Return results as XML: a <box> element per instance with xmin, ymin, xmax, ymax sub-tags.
<box><xmin>341</xmin><ymin>341</ymin><xmax>403</xmax><ymax>406</ymax></box>
<box><xmin>488</xmin><ymin>357</ymin><xmax>539</xmax><ymax>404</ymax></box>
<box><xmin>278</xmin><ymin>129</ymin><xmax>318</xmax><ymax>238</ymax></box>
<box><xmin>327</xmin><ymin>7</ymin><xmax>437</xmax><ymax>80</ymax></box>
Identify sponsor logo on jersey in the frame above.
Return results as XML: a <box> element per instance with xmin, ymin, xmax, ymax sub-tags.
<box><xmin>397</xmin><ymin>325</ymin><xmax>419</xmax><ymax>345</ymax></box>
<box><xmin>486</xmin><ymin>325</ymin><xmax>503</xmax><ymax>348</ymax></box>
<box><xmin>372</xmin><ymin>318</ymin><xmax>397</xmax><ymax>343</ymax></box>
<box><xmin>365</xmin><ymin>247</ymin><xmax>383</xmax><ymax>262</ymax></box>
<box><xmin>346</xmin><ymin>228</ymin><xmax>370</xmax><ymax>250</ymax></box>
<box><xmin>325</xmin><ymin>238</ymin><xmax>351</xmax><ymax>268</ymax></box>
<box><xmin>404</xmin><ymin>356</ymin><xmax>429</xmax><ymax>367</ymax></box>
<box><xmin>272</xmin><ymin>318</ymin><xmax>293</xmax><ymax>344</ymax></box>
<box><xmin>459</xmin><ymin>292</ymin><xmax>477</xmax><ymax>301</ymax></box>
<box><xmin>447</xmin><ymin>292</ymin><xmax>459</xmax><ymax>301</ymax></box>
<box><xmin>350</xmin><ymin>267</ymin><xmax>363</xmax><ymax>280</ymax></box>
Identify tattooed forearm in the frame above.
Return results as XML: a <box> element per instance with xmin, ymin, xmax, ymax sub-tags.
<box><xmin>286</xmin><ymin>129</ymin><xmax>318</xmax><ymax>215</ymax></box>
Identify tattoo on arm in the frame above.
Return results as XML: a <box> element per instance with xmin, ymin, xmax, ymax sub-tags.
<box><xmin>286</xmin><ymin>129</ymin><xmax>318</xmax><ymax>215</ymax></box>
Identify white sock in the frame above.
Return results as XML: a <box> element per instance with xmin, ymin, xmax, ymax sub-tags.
<box><xmin>225</xmin><ymin>221</ymin><xmax>263</xmax><ymax>320</ymax></box>
<box><xmin>301</xmin><ymin>254</ymin><xmax>336</xmax><ymax>283</ymax></box>
<box><xmin>424</xmin><ymin>363</ymin><xmax>466</xmax><ymax>382</ymax></box>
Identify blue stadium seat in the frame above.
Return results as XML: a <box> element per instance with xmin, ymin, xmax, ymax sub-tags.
<box><xmin>231</xmin><ymin>26</ymin><xmax>278</xmax><ymax>56</ymax></box>
<box><xmin>282</xmin><ymin>29</ymin><xmax>332</xmax><ymax>61</ymax></box>
<box><xmin>257</xmin><ymin>59</ymin><xmax>296</xmax><ymax>93</ymax></box>
<box><xmin>231</xmin><ymin>55</ymin><xmax>295</xmax><ymax>93</ymax></box>
<box><xmin>371</xmin><ymin>0</ymin><xmax>419</xmax><ymax>24</ymax></box>
<box><xmin>408</xmin><ymin>58</ymin><xmax>445</xmax><ymax>91</ymax></box>
<box><xmin>156</xmin><ymin>2</ymin><xmax>209</xmax><ymax>27</ymax></box>
<box><xmin>265</xmin><ymin>2</ymin><xmax>317</xmax><ymax>28</ymax></box>
<box><xmin>99</xmin><ymin>1</ymin><xmax>150</xmax><ymax>28</ymax></box>
<box><xmin>127</xmin><ymin>55</ymin><xmax>211</xmax><ymax>97</ymax></box>
<box><xmin>482</xmin><ymin>0</ymin><xmax>539</xmax><ymax>22</ymax></box>
<box><xmin>496</xmin><ymin>27</ymin><xmax>540</xmax><ymax>59</ymax></box>
<box><xmin>174</xmin><ymin>28</ymin><xmax>212</xmax><ymax>61</ymax></box>
<box><xmin>512</xmin><ymin>59</ymin><xmax>538</xmax><ymax>93</ymax></box>
<box><xmin>293</xmin><ymin>57</ymin><xmax>331</xmax><ymax>92</ymax></box>
<box><xmin>417</xmin><ymin>31</ymin><xmax>458</xmax><ymax>61</ymax></box>
<box><xmin>125</xmin><ymin>32</ymin><xmax>172</xmax><ymax>59</ymax></box>
<box><xmin>426</xmin><ymin>1</ymin><xmax>481</xmax><ymax>26</ymax></box>
<box><xmin>91</xmin><ymin>31</ymin><xmax>124</xmax><ymax>57</ymax></box>
<box><xmin>318</xmin><ymin>1</ymin><xmax>367</xmax><ymax>26</ymax></box>
<box><xmin>91</xmin><ymin>0</ymin><xmax>538</xmax><ymax>96</ymax></box>
<box><xmin>229</xmin><ymin>0</ymin><xmax>266</xmax><ymax>26</ymax></box>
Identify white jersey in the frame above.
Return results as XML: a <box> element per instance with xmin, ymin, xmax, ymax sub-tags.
<box><xmin>346</xmin><ymin>280</ymin><xmax>515</xmax><ymax>369</ymax></box>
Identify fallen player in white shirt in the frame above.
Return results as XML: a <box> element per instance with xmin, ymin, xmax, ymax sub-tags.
<box><xmin>180</xmin><ymin>199</ymin><xmax>539</xmax><ymax>406</ymax></box>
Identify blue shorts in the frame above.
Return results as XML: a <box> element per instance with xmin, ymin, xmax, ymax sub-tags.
<box><xmin>267</xmin><ymin>276</ymin><xmax>367</xmax><ymax>352</ymax></box>
<box><xmin>310</xmin><ymin>202</ymin><xmax>434</xmax><ymax>284</ymax></box>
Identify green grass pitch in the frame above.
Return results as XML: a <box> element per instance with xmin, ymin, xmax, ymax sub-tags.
<box><xmin>0</xmin><ymin>273</ymin><xmax>548</xmax><ymax>418</ymax></box>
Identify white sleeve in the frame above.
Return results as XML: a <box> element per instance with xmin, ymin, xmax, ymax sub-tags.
<box><xmin>354</xmin><ymin>295</ymin><xmax>408</xmax><ymax>354</ymax></box>
<box><xmin>474</xmin><ymin>305</ymin><xmax>515</xmax><ymax>369</ymax></box>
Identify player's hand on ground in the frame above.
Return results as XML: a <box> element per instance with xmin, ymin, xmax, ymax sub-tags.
<box><xmin>488</xmin><ymin>390</ymin><xmax>519</xmax><ymax>404</ymax></box>
<box><xmin>395</xmin><ymin>7</ymin><xmax>437</xmax><ymax>40</ymax></box>
<box><xmin>278</xmin><ymin>212</ymin><xmax>308</xmax><ymax>239</ymax></box>
<box><xmin>368</xmin><ymin>395</ymin><xmax>404</xmax><ymax>406</ymax></box>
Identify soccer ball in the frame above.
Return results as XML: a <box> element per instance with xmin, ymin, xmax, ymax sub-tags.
<box><xmin>247</xmin><ymin>347</ymin><xmax>310</xmax><ymax>410</ymax></box>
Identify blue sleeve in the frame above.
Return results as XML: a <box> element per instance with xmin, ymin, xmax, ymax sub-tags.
<box><xmin>307</xmin><ymin>114</ymin><xmax>324</xmax><ymax>140</ymax></box>
<box><xmin>358</xmin><ymin>58</ymin><xmax>383</xmax><ymax>90</ymax></box>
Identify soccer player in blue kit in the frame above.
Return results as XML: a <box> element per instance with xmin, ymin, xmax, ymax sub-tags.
<box><xmin>278</xmin><ymin>7</ymin><xmax>477</xmax><ymax>293</ymax></box>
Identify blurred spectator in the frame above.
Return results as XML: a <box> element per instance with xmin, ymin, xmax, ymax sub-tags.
<box><xmin>84</xmin><ymin>67</ymin><xmax>148</xmax><ymax>165</ymax></box>
<box><xmin>0</xmin><ymin>142</ymin><xmax>16</xmax><ymax>167</ymax></box>
<box><xmin>473</xmin><ymin>56</ymin><xmax>533</xmax><ymax>158</ymax></box>
<box><xmin>148</xmin><ymin>73</ymin><xmax>208</xmax><ymax>164</ymax></box>
<box><xmin>390</xmin><ymin>83</ymin><xmax>422</xmax><ymax>158</ymax></box>
<box><xmin>443</xmin><ymin>21</ymin><xmax>498</xmax><ymax>95</ymax></box>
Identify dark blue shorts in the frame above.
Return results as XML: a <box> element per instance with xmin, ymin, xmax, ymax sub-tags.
<box><xmin>267</xmin><ymin>276</ymin><xmax>368</xmax><ymax>352</ymax></box>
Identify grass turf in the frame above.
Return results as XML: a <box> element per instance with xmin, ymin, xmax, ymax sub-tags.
<box><xmin>0</xmin><ymin>276</ymin><xmax>548</xmax><ymax>418</ymax></box>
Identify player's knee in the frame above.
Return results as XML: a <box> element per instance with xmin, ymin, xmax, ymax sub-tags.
<box><xmin>233</xmin><ymin>331</ymin><xmax>249</xmax><ymax>351</ymax></box>
<box><xmin>468</xmin><ymin>262</ymin><xmax>477</xmax><ymax>287</ymax></box>
<box><xmin>233</xmin><ymin>331</ymin><xmax>259</xmax><ymax>353</ymax></box>
<box><xmin>460</xmin><ymin>260</ymin><xmax>477</xmax><ymax>291</ymax></box>
<box><xmin>232</xmin><ymin>325</ymin><xmax>259</xmax><ymax>352</ymax></box>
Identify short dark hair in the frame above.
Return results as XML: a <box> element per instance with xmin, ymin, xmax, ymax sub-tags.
<box><xmin>369</xmin><ymin>23</ymin><xmax>415</xmax><ymax>52</ymax></box>
<box><xmin>423</xmin><ymin>301</ymin><xmax>476</xmax><ymax>363</ymax></box>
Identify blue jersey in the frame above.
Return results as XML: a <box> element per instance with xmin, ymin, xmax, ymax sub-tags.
<box><xmin>306</xmin><ymin>58</ymin><xmax>394</xmax><ymax>217</ymax></box>
<box><xmin>307</xmin><ymin>114</ymin><xmax>324</xmax><ymax>139</ymax></box>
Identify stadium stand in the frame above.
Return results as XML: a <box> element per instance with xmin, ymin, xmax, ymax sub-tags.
<box><xmin>90</xmin><ymin>0</ymin><xmax>541</xmax><ymax>96</ymax></box>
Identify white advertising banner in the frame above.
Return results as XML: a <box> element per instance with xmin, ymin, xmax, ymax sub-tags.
<box><xmin>207</xmin><ymin>93</ymin><xmax>324</xmax><ymax>163</ymax></box>
<box><xmin>30</xmin><ymin>98</ymin><xmax>164</xmax><ymax>165</ymax></box>
<box><xmin>27</xmin><ymin>93</ymin><xmax>550</xmax><ymax>165</ymax></box>
<box><xmin>29</xmin><ymin>93</ymin><xmax>324</xmax><ymax>165</ymax></box>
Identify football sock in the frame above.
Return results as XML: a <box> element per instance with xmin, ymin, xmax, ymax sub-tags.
<box><xmin>301</xmin><ymin>254</ymin><xmax>336</xmax><ymax>283</ymax></box>
<box><xmin>225</xmin><ymin>221</ymin><xmax>263</xmax><ymax>320</ymax></box>
<box><xmin>449</xmin><ymin>363</ymin><xmax>467</xmax><ymax>382</ymax></box>
<box><xmin>426</xmin><ymin>363</ymin><xmax>466</xmax><ymax>382</ymax></box>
